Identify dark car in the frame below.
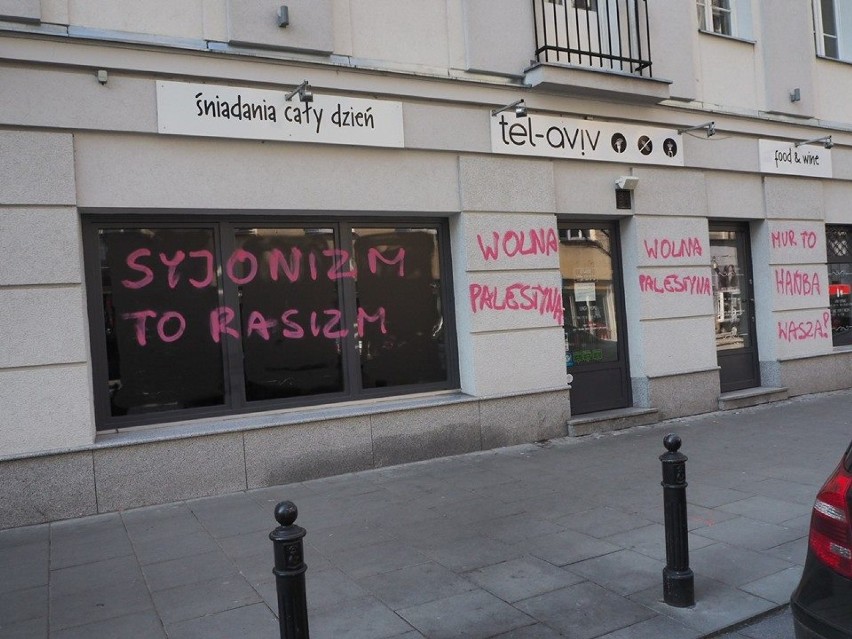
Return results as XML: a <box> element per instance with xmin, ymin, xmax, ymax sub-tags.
<box><xmin>791</xmin><ymin>439</ymin><xmax>852</xmax><ymax>639</ymax></box>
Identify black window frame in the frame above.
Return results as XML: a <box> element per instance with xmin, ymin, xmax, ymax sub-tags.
<box><xmin>82</xmin><ymin>212</ymin><xmax>459</xmax><ymax>431</ymax></box>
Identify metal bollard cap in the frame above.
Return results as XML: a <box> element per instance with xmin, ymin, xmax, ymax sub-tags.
<box><xmin>270</xmin><ymin>500</ymin><xmax>306</xmax><ymax>543</ymax></box>
<box><xmin>663</xmin><ymin>433</ymin><xmax>682</xmax><ymax>453</ymax></box>
<box><xmin>274</xmin><ymin>500</ymin><xmax>299</xmax><ymax>527</ymax></box>
<box><xmin>660</xmin><ymin>433</ymin><xmax>687</xmax><ymax>464</ymax></box>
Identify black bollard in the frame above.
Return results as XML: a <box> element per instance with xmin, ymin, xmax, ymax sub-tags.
<box><xmin>660</xmin><ymin>433</ymin><xmax>695</xmax><ymax>607</ymax></box>
<box><xmin>270</xmin><ymin>501</ymin><xmax>310</xmax><ymax>639</ymax></box>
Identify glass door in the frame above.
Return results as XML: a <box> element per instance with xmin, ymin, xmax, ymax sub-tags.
<box><xmin>709</xmin><ymin>223</ymin><xmax>760</xmax><ymax>392</ymax></box>
<box><xmin>559</xmin><ymin>221</ymin><xmax>631</xmax><ymax>414</ymax></box>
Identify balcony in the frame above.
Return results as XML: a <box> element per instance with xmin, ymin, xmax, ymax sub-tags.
<box><xmin>527</xmin><ymin>0</ymin><xmax>669</xmax><ymax>104</ymax></box>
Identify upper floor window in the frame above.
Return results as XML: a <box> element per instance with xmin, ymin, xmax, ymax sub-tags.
<box><xmin>814</xmin><ymin>0</ymin><xmax>852</xmax><ymax>61</ymax></box>
<box><xmin>696</xmin><ymin>0</ymin><xmax>753</xmax><ymax>39</ymax></box>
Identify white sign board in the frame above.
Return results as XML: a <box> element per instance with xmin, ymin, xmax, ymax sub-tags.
<box><xmin>573</xmin><ymin>282</ymin><xmax>597</xmax><ymax>303</ymax></box>
<box><xmin>758</xmin><ymin>139</ymin><xmax>832</xmax><ymax>178</ymax></box>
<box><xmin>157</xmin><ymin>81</ymin><xmax>404</xmax><ymax>148</ymax></box>
<box><xmin>491</xmin><ymin>114</ymin><xmax>684</xmax><ymax>166</ymax></box>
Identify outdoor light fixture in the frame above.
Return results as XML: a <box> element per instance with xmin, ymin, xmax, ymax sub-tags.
<box><xmin>285</xmin><ymin>80</ymin><xmax>313</xmax><ymax>103</ymax></box>
<box><xmin>277</xmin><ymin>5</ymin><xmax>289</xmax><ymax>27</ymax></box>
<box><xmin>677</xmin><ymin>121</ymin><xmax>715</xmax><ymax>137</ymax></box>
<box><xmin>615</xmin><ymin>176</ymin><xmax>639</xmax><ymax>191</ymax></box>
<box><xmin>795</xmin><ymin>135</ymin><xmax>833</xmax><ymax>149</ymax></box>
<box><xmin>790</xmin><ymin>88</ymin><xmax>801</xmax><ymax>103</ymax></box>
<box><xmin>96</xmin><ymin>69</ymin><xmax>108</xmax><ymax>85</ymax></box>
<box><xmin>491</xmin><ymin>99</ymin><xmax>527</xmax><ymax>118</ymax></box>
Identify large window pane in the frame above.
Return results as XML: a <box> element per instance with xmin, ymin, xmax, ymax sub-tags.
<box><xmin>353</xmin><ymin>228</ymin><xmax>448</xmax><ymax>388</ymax></box>
<box><xmin>828</xmin><ymin>227</ymin><xmax>852</xmax><ymax>347</ymax></box>
<box><xmin>99</xmin><ymin>228</ymin><xmax>225</xmax><ymax>416</ymax></box>
<box><xmin>559</xmin><ymin>227</ymin><xmax>620</xmax><ymax>366</ymax></box>
<box><xmin>234</xmin><ymin>228</ymin><xmax>344</xmax><ymax>401</ymax></box>
<box><xmin>710</xmin><ymin>230</ymin><xmax>751</xmax><ymax>351</ymax></box>
<box><xmin>88</xmin><ymin>218</ymin><xmax>456</xmax><ymax>429</ymax></box>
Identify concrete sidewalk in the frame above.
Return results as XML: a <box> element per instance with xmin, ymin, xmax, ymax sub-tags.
<box><xmin>3</xmin><ymin>390</ymin><xmax>851</xmax><ymax>639</ymax></box>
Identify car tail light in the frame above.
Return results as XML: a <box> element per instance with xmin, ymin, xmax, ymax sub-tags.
<box><xmin>809</xmin><ymin>460</ymin><xmax>852</xmax><ymax>579</ymax></box>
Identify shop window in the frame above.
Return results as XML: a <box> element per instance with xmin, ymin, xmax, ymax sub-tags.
<box><xmin>696</xmin><ymin>0</ymin><xmax>753</xmax><ymax>39</ymax></box>
<box><xmin>814</xmin><ymin>0</ymin><xmax>852</xmax><ymax>60</ymax></box>
<box><xmin>827</xmin><ymin>225</ymin><xmax>852</xmax><ymax>347</ymax></box>
<box><xmin>84</xmin><ymin>217</ymin><xmax>456</xmax><ymax>429</ymax></box>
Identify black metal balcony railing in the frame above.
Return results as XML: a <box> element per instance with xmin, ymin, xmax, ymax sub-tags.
<box><xmin>533</xmin><ymin>0</ymin><xmax>652</xmax><ymax>77</ymax></box>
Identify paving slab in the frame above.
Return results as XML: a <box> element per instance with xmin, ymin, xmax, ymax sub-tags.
<box><xmin>465</xmin><ymin>556</ymin><xmax>585</xmax><ymax>603</ymax></box>
<box><xmin>309</xmin><ymin>595</ymin><xmax>416</xmax><ymax>639</ymax></box>
<box><xmin>568</xmin><ymin>549</ymin><xmax>667</xmax><ymax>596</ymax></box>
<box><xmin>165</xmin><ymin>602</ymin><xmax>278</xmax><ymax>639</ymax></box>
<box><xmin>688</xmin><ymin>543</ymin><xmax>795</xmax><ymax>587</ymax></box>
<box><xmin>398</xmin><ymin>589</ymin><xmax>535</xmax><ymax>639</ymax></box>
<box><xmin>357</xmin><ymin>561</ymin><xmax>478</xmax><ymax>610</ymax></box>
<box><xmin>51</xmin><ymin>610</ymin><xmax>167</xmax><ymax>639</ymax></box>
<box><xmin>515</xmin><ymin>581</ymin><xmax>657</xmax><ymax>638</ymax></box>
<box><xmin>629</xmin><ymin>575</ymin><xmax>777</xmax><ymax>635</ymax></box>
<box><xmin>150</xmin><ymin>575</ymin><xmax>261</xmax><ymax>625</ymax></box>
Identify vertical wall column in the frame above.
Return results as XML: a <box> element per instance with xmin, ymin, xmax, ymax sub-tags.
<box><xmin>454</xmin><ymin>156</ymin><xmax>568</xmax><ymax>398</ymax></box>
<box><xmin>752</xmin><ymin>219</ymin><xmax>832</xmax><ymax>385</ymax></box>
<box><xmin>622</xmin><ymin>215</ymin><xmax>720</xmax><ymax>417</ymax></box>
<box><xmin>0</xmin><ymin>131</ymin><xmax>95</xmax><ymax>456</ymax></box>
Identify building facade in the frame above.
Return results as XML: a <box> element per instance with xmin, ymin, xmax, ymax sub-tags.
<box><xmin>2</xmin><ymin>0</ymin><xmax>851</xmax><ymax>528</ymax></box>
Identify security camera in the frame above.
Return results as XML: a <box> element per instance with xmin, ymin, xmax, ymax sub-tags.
<box><xmin>615</xmin><ymin>176</ymin><xmax>639</xmax><ymax>191</ymax></box>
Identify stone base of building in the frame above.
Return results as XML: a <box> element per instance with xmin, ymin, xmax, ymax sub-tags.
<box><xmin>762</xmin><ymin>351</ymin><xmax>852</xmax><ymax>397</ymax></box>
<box><xmin>632</xmin><ymin>369</ymin><xmax>721</xmax><ymax>420</ymax></box>
<box><xmin>0</xmin><ymin>388</ymin><xmax>570</xmax><ymax>529</ymax></box>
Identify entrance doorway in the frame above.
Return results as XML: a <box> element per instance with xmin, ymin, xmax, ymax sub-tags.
<box><xmin>709</xmin><ymin>223</ymin><xmax>761</xmax><ymax>392</ymax></box>
<box><xmin>559</xmin><ymin>221</ymin><xmax>631</xmax><ymax>414</ymax></box>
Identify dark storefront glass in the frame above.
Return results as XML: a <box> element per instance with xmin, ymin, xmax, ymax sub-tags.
<box><xmin>99</xmin><ymin>228</ymin><xmax>226</xmax><ymax>416</ymax></box>
<box><xmin>87</xmin><ymin>218</ymin><xmax>456</xmax><ymax>429</ymax></box>
<box><xmin>234</xmin><ymin>228</ymin><xmax>344</xmax><ymax>401</ymax></box>
<box><xmin>828</xmin><ymin>226</ymin><xmax>852</xmax><ymax>347</ymax></box>
<box><xmin>353</xmin><ymin>228</ymin><xmax>447</xmax><ymax>388</ymax></box>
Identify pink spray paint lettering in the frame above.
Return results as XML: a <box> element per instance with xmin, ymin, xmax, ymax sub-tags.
<box><xmin>639</xmin><ymin>274</ymin><xmax>712</xmax><ymax>295</ymax></box>
<box><xmin>774</xmin><ymin>268</ymin><xmax>822</xmax><ymax>296</ymax></box>
<box><xmin>771</xmin><ymin>230</ymin><xmax>818</xmax><ymax>249</ymax></box>
<box><xmin>118</xmin><ymin>244</ymin><xmax>405</xmax><ymax>346</ymax></box>
<box><xmin>777</xmin><ymin>312</ymin><xmax>832</xmax><ymax>342</ymax></box>
<box><xmin>123</xmin><ymin>305</ymin><xmax>387</xmax><ymax>346</ymax></box>
<box><xmin>476</xmin><ymin>229</ymin><xmax>559</xmax><ymax>261</ymax></box>
<box><xmin>642</xmin><ymin>237</ymin><xmax>703</xmax><ymax>260</ymax></box>
<box><xmin>468</xmin><ymin>283</ymin><xmax>564</xmax><ymax>324</ymax></box>
<box><xmin>121</xmin><ymin>310</ymin><xmax>186</xmax><ymax>346</ymax></box>
<box><xmin>121</xmin><ymin>245</ymin><xmax>405</xmax><ymax>289</ymax></box>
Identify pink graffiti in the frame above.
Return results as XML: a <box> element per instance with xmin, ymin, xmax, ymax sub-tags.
<box><xmin>121</xmin><ymin>310</ymin><xmax>186</xmax><ymax>346</ymax></box>
<box><xmin>642</xmin><ymin>237</ymin><xmax>703</xmax><ymax>260</ymax></box>
<box><xmin>639</xmin><ymin>274</ymin><xmax>712</xmax><ymax>295</ymax></box>
<box><xmin>777</xmin><ymin>312</ymin><xmax>831</xmax><ymax>342</ymax></box>
<box><xmin>210</xmin><ymin>306</ymin><xmax>240</xmax><ymax>344</ymax></box>
<box><xmin>124</xmin><ymin>305</ymin><xmax>388</xmax><ymax>346</ymax></box>
<box><xmin>121</xmin><ymin>249</ymin><xmax>155</xmax><ymax>289</ymax></box>
<box><xmin>476</xmin><ymin>229</ymin><xmax>559</xmax><ymax>261</ymax></box>
<box><xmin>771</xmin><ymin>230</ymin><xmax>818</xmax><ymax>249</ymax></box>
<box><xmin>468</xmin><ymin>283</ymin><xmax>564</xmax><ymax>324</ymax></box>
<box><xmin>121</xmin><ymin>246</ymin><xmax>405</xmax><ymax>289</ymax></box>
<box><xmin>775</xmin><ymin>268</ymin><xmax>822</xmax><ymax>296</ymax></box>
